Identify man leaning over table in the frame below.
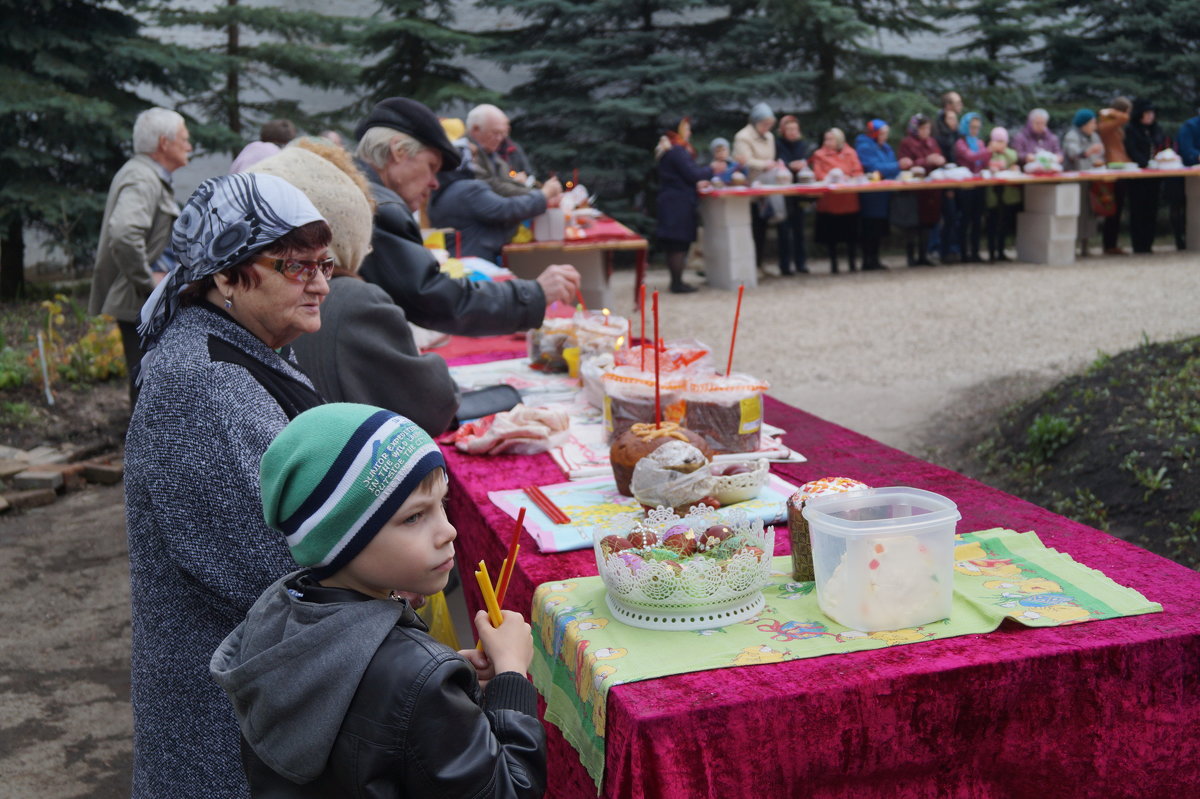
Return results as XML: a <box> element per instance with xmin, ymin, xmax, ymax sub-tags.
<box><xmin>353</xmin><ymin>97</ymin><xmax>580</xmax><ymax>337</ymax></box>
<box><xmin>88</xmin><ymin>106</ymin><xmax>191</xmax><ymax>404</ymax></box>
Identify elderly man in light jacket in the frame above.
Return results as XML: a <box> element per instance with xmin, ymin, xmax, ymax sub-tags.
<box><xmin>88</xmin><ymin>107</ymin><xmax>191</xmax><ymax>402</ymax></box>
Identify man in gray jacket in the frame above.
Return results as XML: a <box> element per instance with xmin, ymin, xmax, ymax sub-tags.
<box><xmin>88</xmin><ymin>107</ymin><xmax>191</xmax><ymax>401</ymax></box>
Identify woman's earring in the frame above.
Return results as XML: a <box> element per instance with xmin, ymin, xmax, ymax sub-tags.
<box><xmin>223</xmin><ymin>297</ymin><xmax>233</xmax><ymax>310</ymax></box>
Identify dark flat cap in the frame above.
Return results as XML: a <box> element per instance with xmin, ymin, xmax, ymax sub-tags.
<box><xmin>354</xmin><ymin>97</ymin><xmax>462</xmax><ymax>170</ymax></box>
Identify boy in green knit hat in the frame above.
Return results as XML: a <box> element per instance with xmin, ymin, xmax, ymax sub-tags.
<box><xmin>210</xmin><ymin>403</ymin><xmax>545</xmax><ymax>797</ymax></box>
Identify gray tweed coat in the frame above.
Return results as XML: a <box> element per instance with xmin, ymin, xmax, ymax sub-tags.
<box><xmin>124</xmin><ymin>304</ymin><xmax>321</xmax><ymax>798</ymax></box>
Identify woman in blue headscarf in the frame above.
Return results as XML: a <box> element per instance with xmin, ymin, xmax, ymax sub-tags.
<box><xmin>953</xmin><ymin>112</ymin><xmax>989</xmax><ymax>262</ymax></box>
<box><xmin>1063</xmin><ymin>109</ymin><xmax>1105</xmax><ymax>255</ymax></box>
<box><xmin>125</xmin><ymin>172</ymin><xmax>333</xmax><ymax>798</ymax></box>
<box><xmin>854</xmin><ymin>119</ymin><xmax>910</xmax><ymax>270</ymax></box>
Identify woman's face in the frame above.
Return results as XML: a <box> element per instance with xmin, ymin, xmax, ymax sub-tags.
<box><xmin>875</xmin><ymin>125</ymin><xmax>890</xmax><ymax>143</ymax></box>
<box><xmin>218</xmin><ymin>245</ymin><xmax>331</xmax><ymax>349</ymax></box>
<box><xmin>969</xmin><ymin>117</ymin><xmax>981</xmax><ymax>137</ymax></box>
<box><xmin>679</xmin><ymin>119</ymin><xmax>692</xmax><ymax>141</ymax></box>
<box><xmin>1141</xmin><ymin>110</ymin><xmax>1156</xmax><ymax>125</ymax></box>
<box><xmin>1081</xmin><ymin>119</ymin><xmax>1097</xmax><ymax>136</ymax></box>
<box><xmin>781</xmin><ymin>121</ymin><xmax>800</xmax><ymax>141</ymax></box>
<box><xmin>917</xmin><ymin>122</ymin><xmax>932</xmax><ymax>140</ymax></box>
<box><xmin>755</xmin><ymin>117</ymin><xmax>776</xmax><ymax>135</ymax></box>
<box><xmin>823</xmin><ymin>131</ymin><xmax>838</xmax><ymax>150</ymax></box>
<box><xmin>944</xmin><ymin>110</ymin><xmax>958</xmax><ymax>131</ymax></box>
<box><xmin>1030</xmin><ymin>115</ymin><xmax>1047</xmax><ymax>134</ymax></box>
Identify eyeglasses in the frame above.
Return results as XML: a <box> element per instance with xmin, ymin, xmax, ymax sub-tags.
<box><xmin>255</xmin><ymin>255</ymin><xmax>335</xmax><ymax>284</ymax></box>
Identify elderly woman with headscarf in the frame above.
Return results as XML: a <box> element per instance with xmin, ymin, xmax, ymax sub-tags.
<box><xmin>734</xmin><ymin>102</ymin><xmax>781</xmax><ymax>269</ymax></box>
<box><xmin>896</xmin><ymin>114</ymin><xmax>945</xmax><ymax>266</ymax></box>
<box><xmin>652</xmin><ymin>117</ymin><xmax>715</xmax><ymax>293</ymax></box>
<box><xmin>1062</xmin><ymin>109</ymin><xmax>1106</xmax><ymax>256</ymax></box>
<box><xmin>124</xmin><ymin>172</ymin><xmax>332</xmax><ymax>798</ymax></box>
<box><xmin>811</xmin><ymin>127</ymin><xmax>864</xmax><ymax>273</ymax></box>
<box><xmin>252</xmin><ymin>140</ymin><xmax>462</xmax><ymax>435</ymax></box>
<box><xmin>855</xmin><ymin>119</ymin><xmax>910</xmax><ymax>270</ymax></box>
<box><xmin>1125</xmin><ymin>98</ymin><xmax>1166</xmax><ymax>253</ymax></box>
<box><xmin>952</xmin><ymin>112</ymin><xmax>990</xmax><ymax>263</ymax></box>
<box><xmin>1014</xmin><ymin>108</ymin><xmax>1063</xmax><ymax>164</ymax></box>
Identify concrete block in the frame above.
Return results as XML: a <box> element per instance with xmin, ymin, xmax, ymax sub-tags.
<box><xmin>0</xmin><ymin>445</ymin><xmax>26</xmax><ymax>460</ymax></box>
<box><xmin>11</xmin><ymin>469</ymin><xmax>64</xmax><ymax>492</ymax></box>
<box><xmin>1185</xmin><ymin>175</ymin><xmax>1200</xmax><ymax>201</ymax></box>
<box><xmin>82</xmin><ymin>460</ymin><xmax>124</xmax><ymax>486</ymax></box>
<box><xmin>1023</xmin><ymin>183</ymin><xmax>1080</xmax><ymax>216</ymax></box>
<box><xmin>23</xmin><ymin>462</ymin><xmax>88</xmax><ymax>492</ymax></box>
<box><xmin>1016</xmin><ymin>211</ymin><xmax>1077</xmax><ymax>243</ymax></box>
<box><xmin>1016</xmin><ymin>231</ymin><xmax>1076</xmax><ymax>265</ymax></box>
<box><xmin>2</xmin><ymin>488</ymin><xmax>57</xmax><ymax>511</ymax></box>
<box><xmin>23</xmin><ymin>446</ymin><xmax>70</xmax><ymax>466</ymax></box>
<box><xmin>0</xmin><ymin>459</ymin><xmax>30</xmax><ymax>480</ymax></box>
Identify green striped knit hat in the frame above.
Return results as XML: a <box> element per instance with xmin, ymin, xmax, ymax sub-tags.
<box><xmin>260</xmin><ymin>403</ymin><xmax>446</xmax><ymax>579</ymax></box>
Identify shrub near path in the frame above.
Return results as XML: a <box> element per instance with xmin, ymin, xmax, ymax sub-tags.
<box><xmin>976</xmin><ymin>336</ymin><xmax>1200</xmax><ymax>569</ymax></box>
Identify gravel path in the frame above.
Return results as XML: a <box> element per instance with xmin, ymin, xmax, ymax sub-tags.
<box><xmin>610</xmin><ymin>248</ymin><xmax>1200</xmax><ymax>455</ymax></box>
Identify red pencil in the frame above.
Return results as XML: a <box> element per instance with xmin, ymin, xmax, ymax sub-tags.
<box><xmin>726</xmin><ymin>284</ymin><xmax>745</xmax><ymax>376</ymax></box>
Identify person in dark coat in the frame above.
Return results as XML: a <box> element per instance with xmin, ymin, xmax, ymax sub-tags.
<box><xmin>931</xmin><ymin>107</ymin><xmax>961</xmax><ymax>263</ymax></box>
<box><xmin>775</xmin><ymin>115</ymin><xmax>811</xmax><ymax>274</ymax></box>
<box><xmin>427</xmin><ymin>168</ymin><xmax>557</xmax><ymax>263</ymax></box>
<box><xmin>655</xmin><ymin>117</ymin><xmax>716</xmax><ymax>293</ymax></box>
<box><xmin>896</xmin><ymin>114</ymin><xmax>945</xmax><ymax>266</ymax></box>
<box><xmin>1125</xmin><ymin>98</ymin><xmax>1165</xmax><ymax>254</ymax></box>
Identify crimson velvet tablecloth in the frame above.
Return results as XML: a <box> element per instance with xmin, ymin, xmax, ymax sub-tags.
<box><xmin>443</xmin><ymin>395</ymin><xmax>1200</xmax><ymax>798</ymax></box>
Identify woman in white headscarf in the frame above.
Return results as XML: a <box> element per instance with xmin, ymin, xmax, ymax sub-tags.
<box><xmin>125</xmin><ymin>172</ymin><xmax>332</xmax><ymax>798</ymax></box>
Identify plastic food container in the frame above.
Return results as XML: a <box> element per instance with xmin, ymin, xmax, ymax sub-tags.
<box><xmin>803</xmin><ymin>487</ymin><xmax>959</xmax><ymax>632</ymax></box>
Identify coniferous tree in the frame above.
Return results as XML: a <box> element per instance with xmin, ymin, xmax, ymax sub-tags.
<box><xmin>1043</xmin><ymin>0</ymin><xmax>1200</xmax><ymax>126</ymax></box>
<box><xmin>152</xmin><ymin>0</ymin><xmax>360</xmax><ymax>143</ymax></box>
<box><xmin>0</xmin><ymin>0</ymin><xmax>214</xmax><ymax>298</ymax></box>
<box><xmin>357</xmin><ymin>0</ymin><xmax>496</xmax><ymax>112</ymax></box>
<box><xmin>477</xmin><ymin>0</ymin><xmax>806</xmax><ymax>230</ymax></box>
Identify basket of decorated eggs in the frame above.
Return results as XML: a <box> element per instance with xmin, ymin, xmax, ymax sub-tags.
<box><xmin>592</xmin><ymin>505</ymin><xmax>772</xmax><ymax>631</ymax></box>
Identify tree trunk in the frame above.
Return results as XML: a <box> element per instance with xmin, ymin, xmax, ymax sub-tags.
<box><xmin>0</xmin><ymin>217</ymin><xmax>26</xmax><ymax>301</ymax></box>
<box><xmin>227</xmin><ymin>0</ymin><xmax>241</xmax><ymax>135</ymax></box>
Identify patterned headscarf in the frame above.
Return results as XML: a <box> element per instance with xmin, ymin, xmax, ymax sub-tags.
<box><xmin>907</xmin><ymin>114</ymin><xmax>930</xmax><ymax>138</ymax></box>
<box><xmin>865</xmin><ymin>119</ymin><xmax>889</xmax><ymax>139</ymax></box>
<box><xmin>138</xmin><ymin>172</ymin><xmax>324</xmax><ymax>352</ymax></box>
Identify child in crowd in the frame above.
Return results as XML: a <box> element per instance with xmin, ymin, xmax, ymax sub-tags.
<box><xmin>985</xmin><ymin>127</ymin><xmax>1021</xmax><ymax>261</ymax></box>
<box><xmin>210</xmin><ymin>403</ymin><xmax>546</xmax><ymax>797</ymax></box>
<box><xmin>709</xmin><ymin>137</ymin><xmax>747</xmax><ymax>185</ymax></box>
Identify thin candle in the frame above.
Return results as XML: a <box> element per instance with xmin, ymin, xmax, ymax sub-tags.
<box><xmin>639</xmin><ymin>284</ymin><xmax>647</xmax><ymax>370</ymax></box>
<box><xmin>455</xmin><ymin>230</ymin><xmax>461</xmax><ymax>259</ymax></box>
<box><xmin>653</xmin><ymin>290</ymin><xmax>661</xmax><ymax>428</ymax></box>
<box><xmin>627</xmin><ymin>317</ymin><xmax>632</xmax><ymax>349</ymax></box>
<box><xmin>496</xmin><ymin>507</ymin><xmax>525</xmax><ymax>606</ymax></box>
<box><xmin>726</xmin><ymin>283</ymin><xmax>745</xmax><ymax>377</ymax></box>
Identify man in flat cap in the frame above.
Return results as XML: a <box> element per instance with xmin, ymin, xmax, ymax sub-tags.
<box><xmin>354</xmin><ymin>97</ymin><xmax>579</xmax><ymax>336</ymax></box>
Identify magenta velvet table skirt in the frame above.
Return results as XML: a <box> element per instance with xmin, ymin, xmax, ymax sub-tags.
<box><xmin>442</xmin><ymin>395</ymin><xmax>1200</xmax><ymax>798</ymax></box>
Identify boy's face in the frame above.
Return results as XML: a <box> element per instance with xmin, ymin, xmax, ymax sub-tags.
<box><xmin>713</xmin><ymin>144</ymin><xmax>729</xmax><ymax>161</ymax></box>
<box><xmin>323</xmin><ymin>471</ymin><xmax>457</xmax><ymax>599</ymax></box>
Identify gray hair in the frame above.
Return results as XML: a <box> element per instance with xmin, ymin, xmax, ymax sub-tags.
<box><xmin>749</xmin><ymin>102</ymin><xmax>775</xmax><ymax>124</ymax></box>
<box><xmin>1028</xmin><ymin>108</ymin><xmax>1050</xmax><ymax>124</ymax></box>
<box><xmin>355</xmin><ymin>127</ymin><xmax>427</xmax><ymax>170</ymax></box>
<box><xmin>133</xmin><ymin>108</ymin><xmax>185</xmax><ymax>155</ymax></box>
<box><xmin>466</xmin><ymin>104</ymin><xmax>505</xmax><ymax>132</ymax></box>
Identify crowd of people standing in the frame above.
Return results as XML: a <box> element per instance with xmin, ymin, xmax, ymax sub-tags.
<box><xmin>655</xmin><ymin>90</ymin><xmax>1200</xmax><ymax>277</ymax></box>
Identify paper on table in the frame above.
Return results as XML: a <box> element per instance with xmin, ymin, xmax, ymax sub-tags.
<box><xmin>490</xmin><ymin>473</ymin><xmax>800</xmax><ymax>553</ymax></box>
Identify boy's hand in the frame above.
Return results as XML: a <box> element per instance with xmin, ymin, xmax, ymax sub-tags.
<box><xmin>474</xmin><ymin>609</ymin><xmax>533</xmax><ymax>676</ymax></box>
<box><xmin>458</xmin><ymin>647</ymin><xmax>497</xmax><ymax>691</ymax></box>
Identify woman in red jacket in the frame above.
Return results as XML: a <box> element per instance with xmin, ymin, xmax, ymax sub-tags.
<box><xmin>896</xmin><ymin>114</ymin><xmax>945</xmax><ymax>266</ymax></box>
<box><xmin>810</xmin><ymin>128</ymin><xmax>864</xmax><ymax>273</ymax></box>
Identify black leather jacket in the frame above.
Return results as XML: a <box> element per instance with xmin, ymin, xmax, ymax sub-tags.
<box><xmin>356</xmin><ymin>160</ymin><xmax>546</xmax><ymax>337</ymax></box>
<box><xmin>232</xmin><ymin>577</ymin><xmax>547</xmax><ymax>798</ymax></box>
